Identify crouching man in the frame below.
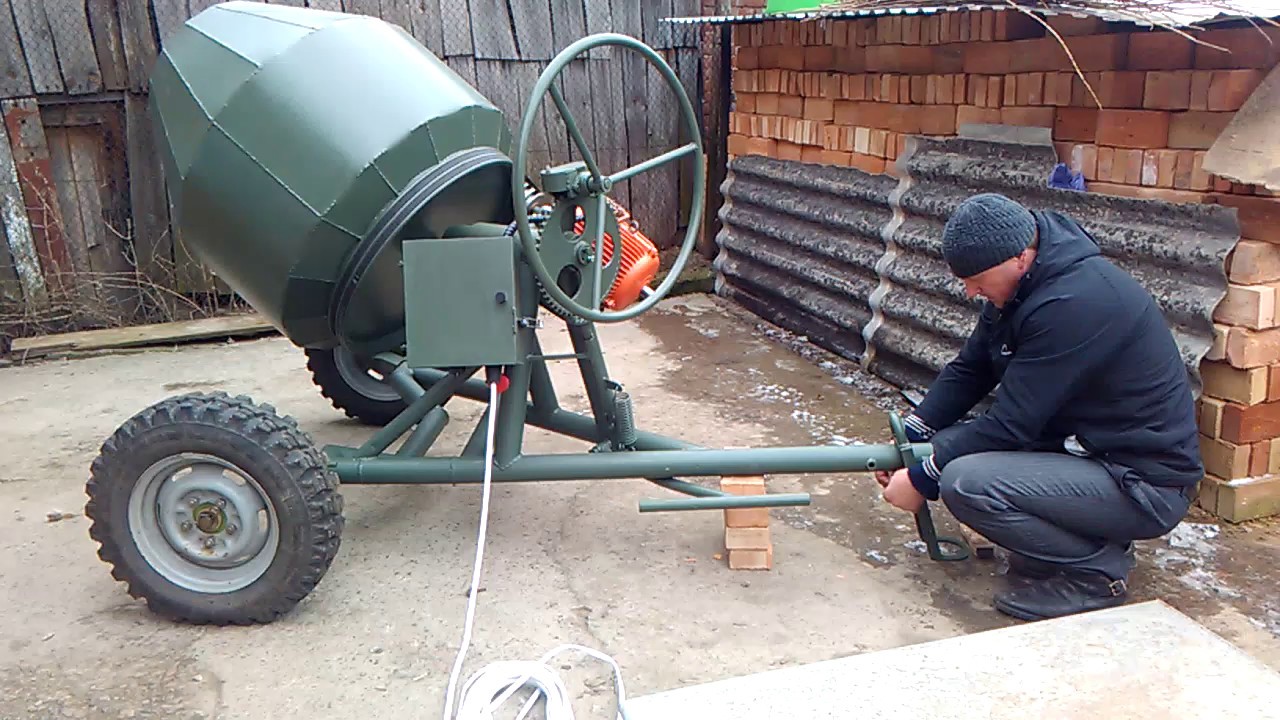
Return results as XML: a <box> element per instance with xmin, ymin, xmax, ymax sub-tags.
<box><xmin>877</xmin><ymin>193</ymin><xmax>1203</xmax><ymax>621</ymax></box>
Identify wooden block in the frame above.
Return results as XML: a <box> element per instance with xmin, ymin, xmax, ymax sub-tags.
<box><xmin>725</xmin><ymin>526</ymin><xmax>771</xmax><ymax>550</ymax></box>
<box><xmin>728</xmin><ymin>546</ymin><xmax>774</xmax><ymax>570</ymax></box>
<box><xmin>1128</xmin><ymin>31</ymin><xmax>1194</xmax><ymax>70</ymax></box>
<box><xmin>1220</xmin><ymin>399</ymin><xmax>1280</xmax><ymax>444</ymax></box>
<box><xmin>1167</xmin><ymin>111</ymin><xmax>1233</xmax><ymax>150</ymax></box>
<box><xmin>1143</xmin><ymin>70</ymin><xmax>1193</xmax><ymax>110</ymax></box>
<box><xmin>1095</xmin><ymin>109</ymin><xmax>1170</xmax><ymax>148</ymax></box>
<box><xmin>1225</xmin><ymin>327</ymin><xmax>1280</xmax><ymax>369</ymax></box>
<box><xmin>1201</xmin><ymin>361</ymin><xmax>1269</xmax><ymax>404</ymax></box>
<box><xmin>1207</xmin><ymin>69</ymin><xmax>1265</xmax><ymax>111</ymax></box>
<box><xmin>1202</xmin><ymin>474</ymin><xmax>1280</xmax><ymax>523</ymax></box>
<box><xmin>1200</xmin><ymin>434</ymin><xmax>1253</xmax><ymax>479</ymax></box>
<box><xmin>1053</xmin><ymin>107</ymin><xmax>1098</xmax><ymax>142</ymax></box>
<box><xmin>1201</xmin><ymin>395</ymin><xmax>1227</xmax><ymax>437</ymax></box>
<box><xmin>1231</xmin><ymin>240</ymin><xmax>1280</xmax><ymax>284</ymax></box>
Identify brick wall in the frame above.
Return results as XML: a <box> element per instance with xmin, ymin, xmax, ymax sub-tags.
<box><xmin>724</xmin><ymin>9</ymin><xmax>1280</xmax><ymax>522</ymax></box>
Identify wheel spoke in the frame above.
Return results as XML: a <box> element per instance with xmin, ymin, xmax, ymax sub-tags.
<box><xmin>607</xmin><ymin>142</ymin><xmax>699</xmax><ymax>186</ymax></box>
<box><xmin>549</xmin><ymin>82</ymin><xmax>603</xmax><ymax>184</ymax></box>
<box><xmin>591</xmin><ymin>193</ymin><xmax>607</xmax><ymax>310</ymax></box>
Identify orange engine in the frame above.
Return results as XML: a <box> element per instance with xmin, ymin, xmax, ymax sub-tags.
<box><xmin>573</xmin><ymin>198</ymin><xmax>661</xmax><ymax>311</ymax></box>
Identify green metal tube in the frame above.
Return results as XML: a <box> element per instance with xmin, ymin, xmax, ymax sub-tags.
<box><xmin>397</xmin><ymin>407</ymin><xmax>449</xmax><ymax>457</ymax></box>
<box><xmin>608</xmin><ymin>143</ymin><xmax>699</xmax><ymax>185</ymax></box>
<box><xmin>356</xmin><ymin>367</ymin><xmax>475</xmax><ymax>457</ymax></box>
<box><xmin>332</xmin><ymin>443</ymin><xmax>914</xmax><ymax>485</ymax></box>
<box><xmin>637</xmin><ymin>493</ymin><xmax>811</xmax><ymax>513</ymax></box>
<box><xmin>410</xmin><ymin>368</ymin><xmax>701</xmax><ymax>451</ymax></box>
<box><xmin>647</xmin><ymin>477</ymin><xmax>723</xmax><ymax>498</ymax></box>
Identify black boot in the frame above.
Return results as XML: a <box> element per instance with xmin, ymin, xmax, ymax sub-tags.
<box><xmin>1006</xmin><ymin>553</ymin><xmax>1061</xmax><ymax>580</ymax></box>
<box><xmin>993</xmin><ymin>568</ymin><xmax>1128</xmax><ymax>621</ymax></box>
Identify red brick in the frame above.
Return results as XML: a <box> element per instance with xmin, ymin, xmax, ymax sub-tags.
<box><xmin>1199</xmin><ymin>434</ymin><xmax>1253</xmax><ymax>479</ymax></box>
<box><xmin>869</xmin><ymin>128</ymin><xmax>889</xmax><ymax>157</ymax></box>
<box><xmin>1190</xmin><ymin>71</ymin><xmax>1213</xmax><ymax>110</ymax></box>
<box><xmin>1214</xmin><ymin>282</ymin><xmax>1279</xmax><ymax>329</ymax></box>
<box><xmin>1207</xmin><ymin>69</ymin><xmax>1265</xmax><ymax>111</ymax></box>
<box><xmin>755</xmin><ymin>93</ymin><xmax>780</xmax><ymax>114</ymax></box>
<box><xmin>736</xmin><ymin>47</ymin><xmax>760</xmax><ymax>70</ymax></box>
<box><xmin>743</xmin><ymin>137</ymin><xmax>777</xmax><ymax>157</ymax></box>
<box><xmin>1128</xmin><ymin>31</ymin><xmax>1194</xmax><ymax>70</ymax></box>
<box><xmin>778</xmin><ymin>94</ymin><xmax>804</xmax><ymax>117</ymax></box>
<box><xmin>1045</xmin><ymin>72</ymin><xmax>1073</xmax><ymax>107</ymax></box>
<box><xmin>910</xmin><ymin>75</ymin><xmax>927</xmax><ymax>103</ymax></box>
<box><xmin>737</xmin><ymin>93</ymin><xmax>758</xmax><ymax>113</ymax></box>
<box><xmin>1018</xmin><ymin>72</ymin><xmax>1045</xmax><ymax>105</ymax></box>
<box><xmin>1054</xmin><ymin>108</ymin><xmax>1099</xmax><ymax>142</ymax></box>
<box><xmin>987</xmin><ymin>76</ymin><xmax>1003</xmax><ymax>107</ymax></box>
<box><xmin>805</xmin><ymin>45</ymin><xmax>836</xmax><ymax>71</ymax></box>
<box><xmin>957</xmin><ymin>105</ymin><xmax>1002</xmax><ymax>126</ymax></box>
<box><xmin>1225</xmin><ymin>327</ymin><xmax>1280</xmax><ymax>369</ymax></box>
<box><xmin>1098</xmin><ymin>71</ymin><xmax>1148</xmax><ymax>108</ymax></box>
<box><xmin>728</xmin><ymin>546</ymin><xmax>774</xmax><ymax>570</ymax></box>
<box><xmin>1071</xmin><ymin>143</ymin><xmax>1099</xmax><ymax>180</ymax></box>
<box><xmin>850</xmin><ymin>151</ymin><xmax>886</xmax><ymax>174</ymax></box>
<box><xmin>1117</xmin><ymin>148</ymin><xmax>1145</xmax><ymax>184</ymax></box>
<box><xmin>1057</xmin><ymin>34</ymin><xmax>1130</xmax><ymax>72</ymax></box>
<box><xmin>920</xmin><ymin>105</ymin><xmax>957</xmax><ymax>135</ymax></box>
<box><xmin>725</xmin><ymin>526</ymin><xmax>771</xmax><ymax>550</ymax></box>
<box><xmin>803</xmin><ymin>97</ymin><xmax>835</xmax><ymax>121</ymax></box>
<box><xmin>1003</xmin><ymin>73</ymin><xmax>1018</xmax><ymax>105</ymax></box>
<box><xmin>1142</xmin><ymin>149</ymin><xmax>1179</xmax><ymax>187</ymax></box>
<box><xmin>1001</xmin><ymin>106</ymin><xmax>1056</xmax><ymax>127</ymax></box>
<box><xmin>1202</xmin><ymin>361</ymin><xmax>1270</xmax><ymax>404</ymax></box>
<box><xmin>1193</xmin><ymin>27</ymin><xmax>1280</xmax><ymax>69</ymax></box>
<box><xmin>953</xmin><ymin>74</ymin><xmax>967</xmax><ymax>102</ymax></box>
<box><xmin>1096</xmin><ymin>146</ymin><xmax>1116</xmax><ymax>181</ymax></box>
<box><xmin>865</xmin><ymin>44</ymin><xmax>935</xmax><ymax>73</ymax></box>
<box><xmin>1095</xmin><ymin>109</ymin><xmax>1171</xmax><ymax>148</ymax></box>
<box><xmin>1144</xmin><ymin>71</ymin><xmax>1193</xmax><ymax>110</ymax></box>
<box><xmin>1220</xmin><ymin>399</ymin><xmax>1280</xmax><ymax>444</ymax></box>
<box><xmin>1228</xmin><ymin>240</ymin><xmax>1280</xmax><ymax>284</ymax></box>
<box><xmin>820</xmin><ymin>149</ymin><xmax>853</xmax><ymax>166</ymax></box>
<box><xmin>775</xmin><ymin>141</ymin><xmax>804</xmax><ymax>161</ymax></box>
<box><xmin>727</xmin><ymin>134</ymin><xmax>751</xmax><ymax>156</ymax></box>
<box><xmin>1071</xmin><ymin>71</ymin><xmax>1103</xmax><ymax>107</ymax></box>
<box><xmin>1210</xmin><ymin>194</ymin><xmax>1280</xmax><ymax>244</ymax></box>
<box><xmin>1272</xmin><ymin>365</ymin><xmax>1280</xmax><ymax>401</ymax></box>
<box><xmin>1201</xmin><ymin>396</ymin><xmax>1227</xmax><ymax>436</ymax></box>
<box><xmin>1167</xmin><ymin>111</ymin><xmax>1233</xmax><ymax>150</ymax></box>
<box><xmin>1085</xmin><ymin>182</ymin><xmax>1211</xmax><ymax>204</ymax></box>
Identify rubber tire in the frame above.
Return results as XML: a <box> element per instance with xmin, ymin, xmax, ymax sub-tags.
<box><xmin>305</xmin><ymin>347</ymin><xmax>407</xmax><ymax>426</ymax></box>
<box><xmin>85</xmin><ymin>392</ymin><xmax>344</xmax><ymax>626</ymax></box>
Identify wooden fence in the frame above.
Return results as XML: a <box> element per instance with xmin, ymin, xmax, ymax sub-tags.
<box><xmin>0</xmin><ymin>0</ymin><xmax>713</xmax><ymax>340</ymax></box>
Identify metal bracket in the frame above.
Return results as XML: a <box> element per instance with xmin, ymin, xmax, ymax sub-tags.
<box><xmin>889</xmin><ymin>412</ymin><xmax>970</xmax><ymax>562</ymax></box>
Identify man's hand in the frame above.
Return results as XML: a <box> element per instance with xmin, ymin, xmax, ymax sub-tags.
<box><xmin>880</xmin><ymin>468</ymin><xmax>925</xmax><ymax>513</ymax></box>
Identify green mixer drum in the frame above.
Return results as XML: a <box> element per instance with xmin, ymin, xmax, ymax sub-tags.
<box><xmin>150</xmin><ymin>1</ymin><xmax>516</xmax><ymax>351</ymax></box>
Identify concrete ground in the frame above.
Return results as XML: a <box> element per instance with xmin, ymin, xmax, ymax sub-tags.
<box><xmin>1</xmin><ymin>294</ymin><xmax>1278</xmax><ymax>719</ymax></box>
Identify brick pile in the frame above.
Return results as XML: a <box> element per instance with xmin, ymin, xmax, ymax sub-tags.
<box><xmin>724</xmin><ymin>9</ymin><xmax>1280</xmax><ymax>522</ymax></box>
<box><xmin>720</xmin><ymin>475</ymin><xmax>774</xmax><ymax>569</ymax></box>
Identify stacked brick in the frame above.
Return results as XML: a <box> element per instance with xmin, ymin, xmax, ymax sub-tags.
<box><xmin>720</xmin><ymin>475</ymin><xmax>774</xmax><ymax>569</ymax></box>
<box><xmin>725</xmin><ymin>9</ymin><xmax>1280</xmax><ymax>522</ymax></box>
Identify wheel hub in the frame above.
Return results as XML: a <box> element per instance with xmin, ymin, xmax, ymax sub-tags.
<box><xmin>128</xmin><ymin>453</ymin><xmax>280</xmax><ymax>593</ymax></box>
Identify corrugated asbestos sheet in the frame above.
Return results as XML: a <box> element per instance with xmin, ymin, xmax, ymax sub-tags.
<box><xmin>713</xmin><ymin>135</ymin><xmax>1240</xmax><ymax>397</ymax></box>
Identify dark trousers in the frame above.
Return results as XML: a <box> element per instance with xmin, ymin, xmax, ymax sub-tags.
<box><xmin>937</xmin><ymin>450</ymin><xmax>1194</xmax><ymax>581</ymax></box>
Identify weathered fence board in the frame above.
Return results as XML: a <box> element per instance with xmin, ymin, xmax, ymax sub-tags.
<box><xmin>510</xmin><ymin>0</ymin><xmax>554</xmax><ymax>60</ymax></box>
<box><xmin>87</xmin><ymin>0</ymin><xmax>129</xmax><ymax>91</ymax></box>
<box><xmin>0</xmin><ymin>108</ymin><xmax>46</xmax><ymax>308</ymax></box>
<box><xmin>47</xmin><ymin>0</ymin><xmax>105</xmax><ymax>95</ymax></box>
<box><xmin>11</xmin><ymin>1</ymin><xmax>66</xmax><ymax>95</ymax></box>
<box><xmin>116</xmin><ymin>0</ymin><xmax>157</xmax><ymax>92</ymax></box>
<box><xmin>0</xmin><ymin>1</ymin><xmax>34</xmax><ymax>97</ymax></box>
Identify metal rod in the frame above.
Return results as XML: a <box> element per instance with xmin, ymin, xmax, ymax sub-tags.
<box><xmin>567</xmin><ymin>322</ymin><xmax>615</xmax><ymax>444</ymax></box>
<box><xmin>356</xmin><ymin>367</ymin><xmax>475</xmax><ymax>457</ymax></box>
<box><xmin>548</xmin><ymin>82</ymin><xmax>603</xmax><ymax>184</ymax></box>
<box><xmin>332</xmin><ymin>443</ymin><xmax>913</xmax><ymax>485</ymax></box>
<box><xmin>495</xmin><ymin>362</ymin><xmax>531</xmax><ymax>466</ymax></box>
<box><xmin>646</xmin><ymin>477</ymin><xmax>724</xmax><ymax>498</ymax></box>
<box><xmin>397</xmin><ymin>407</ymin><xmax>449</xmax><ymax>457</ymax></box>
<box><xmin>608</xmin><ymin>143</ymin><xmax>699</xmax><ymax>185</ymax></box>
<box><xmin>410</xmin><ymin>368</ymin><xmax>702</xmax><ymax>450</ymax></box>
<box><xmin>637</xmin><ymin>493</ymin><xmax>811</xmax><ymax>513</ymax></box>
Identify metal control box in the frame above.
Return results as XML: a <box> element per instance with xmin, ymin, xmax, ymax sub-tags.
<box><xmin>403</xmin><ymin>234</ymin><xmax>525</xmax><ymax>368</ymax></box>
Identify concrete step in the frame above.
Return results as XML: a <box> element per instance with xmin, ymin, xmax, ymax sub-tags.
<box><xmin>626</xmin><ymin>601</ymin><xmax>1280</xmax><ymax>720</ymax></box>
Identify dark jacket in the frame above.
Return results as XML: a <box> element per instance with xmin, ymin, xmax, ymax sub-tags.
<box><xmin>906</xmin><ymin>209</ymin><xmax>1204</xmax><ymax>500</ymax></box>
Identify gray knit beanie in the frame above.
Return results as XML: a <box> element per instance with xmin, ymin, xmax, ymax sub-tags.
<box><xmin>941</xmin><ymin>193</ymin><xmax>1036</xmax><ymax>278</ymax></box>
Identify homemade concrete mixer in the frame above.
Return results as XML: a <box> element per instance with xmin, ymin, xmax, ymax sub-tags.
<box><xmin>83</xmin><ymin>2</ymin><xmax>966</xmax><ymax>626</ymax></box>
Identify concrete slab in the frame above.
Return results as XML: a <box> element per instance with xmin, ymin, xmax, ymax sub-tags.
<box><xmin>626</xmin><ymin>600</ymin><xmax>1280</xmax><ymax>720</ymax></box>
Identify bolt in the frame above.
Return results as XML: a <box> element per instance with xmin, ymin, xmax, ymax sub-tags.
<box><xmin>226</xmin><ymin>524</ymin><xmax>237</xmax><ymax>535</ymax></box>
<box><xmin>216</xmin><ymin>498</ymin><xmax>227</xmax><ymax>508</ymax></box>
<box><xmin>188</xmin><ymin>497</ymin><xmax>198</xmax><ymax>507</ymax></box>
<box><xmin>180</xmin><ymin>521</ymin><xmax>192</xmax><ymax>532</ymax></box>
<box><xmin>203</xmin><ymin>537</ymin><xmax>216</xmax><ymax>549</ymax></box>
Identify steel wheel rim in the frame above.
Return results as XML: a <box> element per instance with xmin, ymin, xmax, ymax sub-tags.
<box><xmin>128</xmin><ymin>453</ymin><xmax>280</xmax><ymax>594</ymax></box>
<box><xmin>333</xmin><ymin>346</ymin><xmax>401</xmax><ymax>403</ymax></box>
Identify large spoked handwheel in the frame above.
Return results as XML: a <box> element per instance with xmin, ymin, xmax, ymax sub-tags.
<box><xmin>512</xmin><ymin>32</ymin><xmax>706</xmax><ymax>323</ymax></box>
<box><xmin>85</xmin><ymin>392</ymin><xmax>344</xmax><ymax>625</ymax></box>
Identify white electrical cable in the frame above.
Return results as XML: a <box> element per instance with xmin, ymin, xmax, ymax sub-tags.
<box><xmin>443</xmin><ymin>376</ymin><xmax>629</xmax><ymax>720</ymax></box>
